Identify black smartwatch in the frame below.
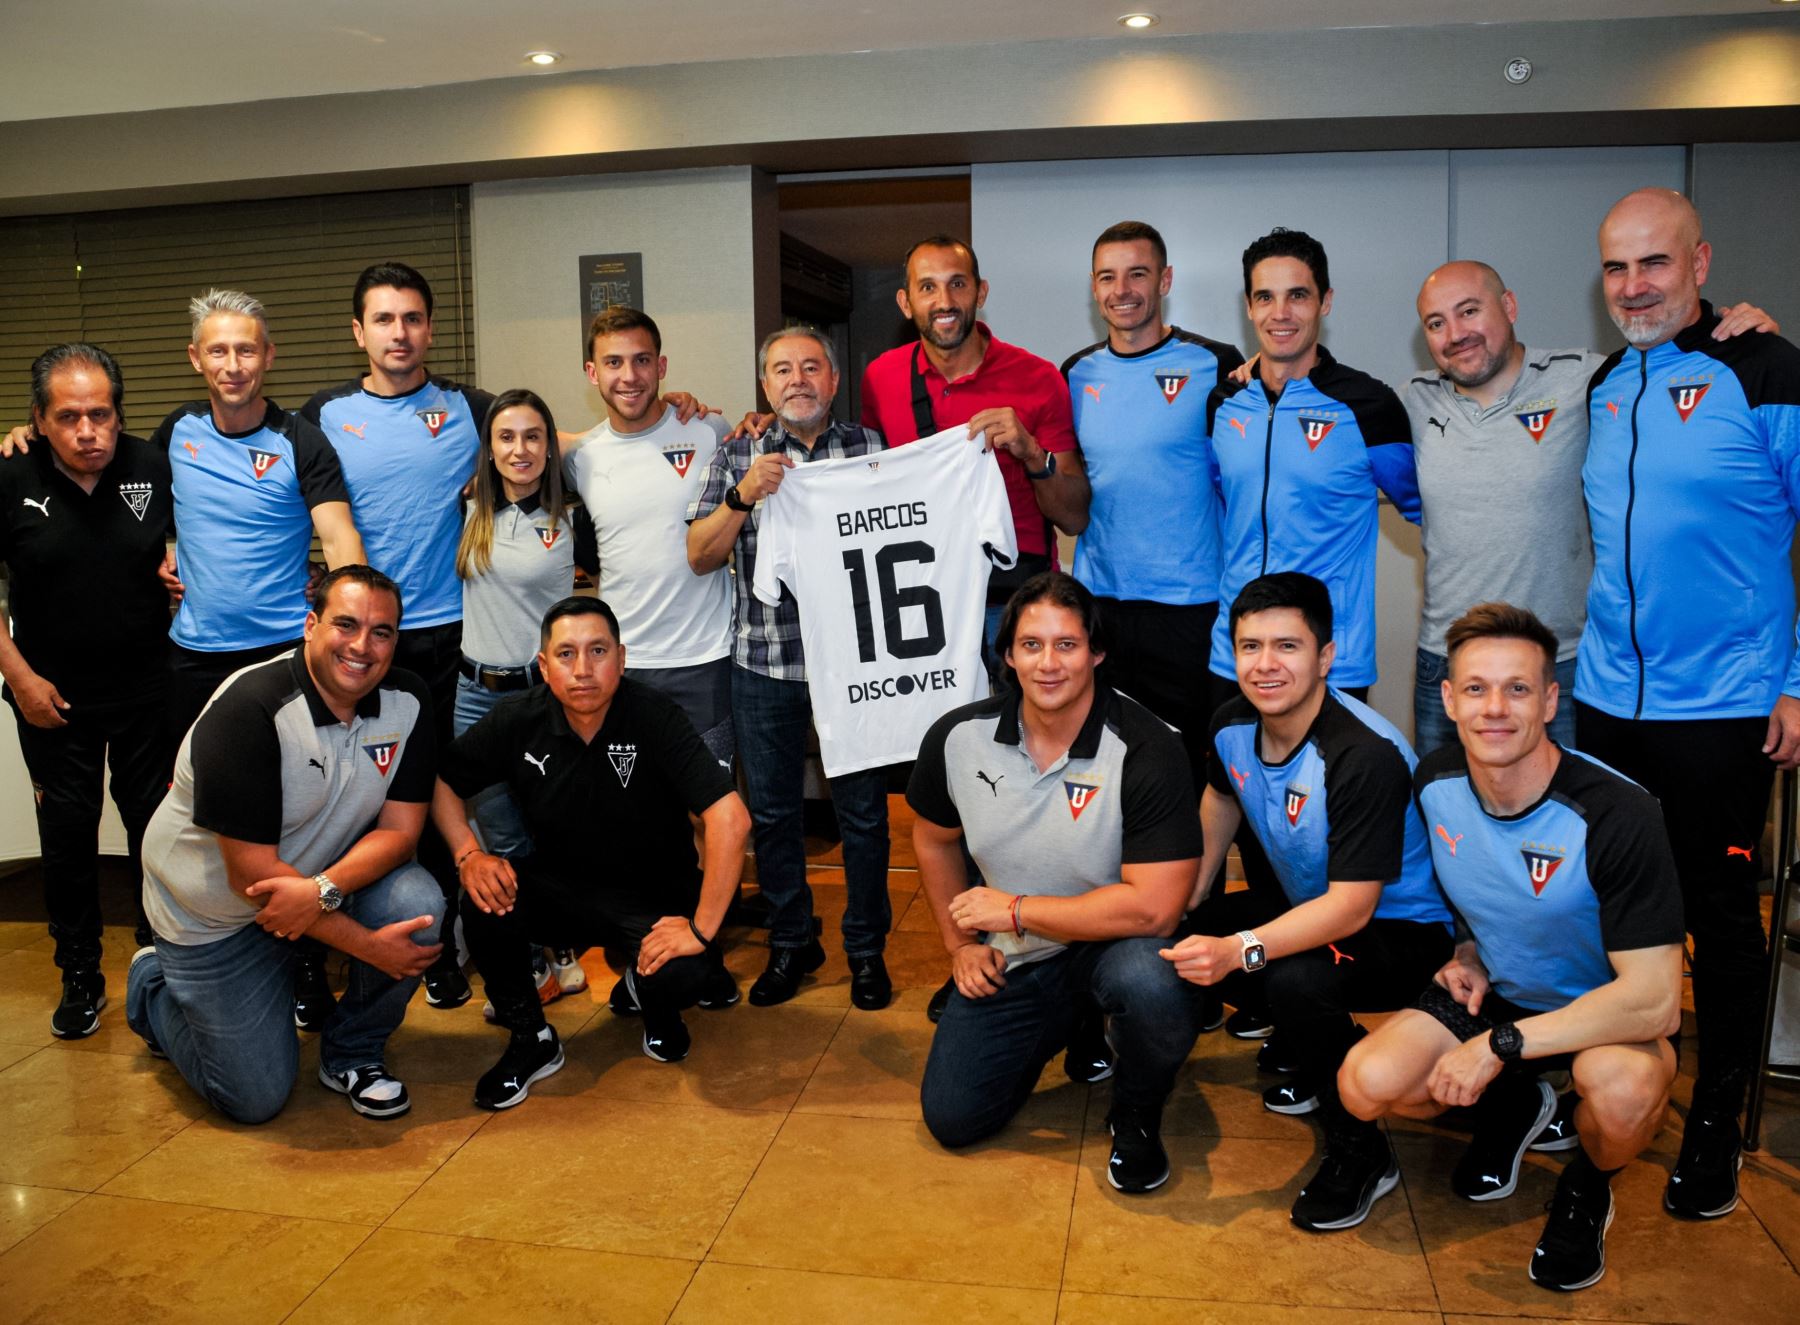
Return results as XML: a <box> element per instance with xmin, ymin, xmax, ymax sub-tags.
<box><xmin>1489</xmin><ymin>1021</ymin><xmax>1525</xmax><ymax>1063</ymax></box>
<box><xmin>724</xmin><ymin>484</ymin><xmax>754</xmax><ymax>512</ymax></box>
<box><xmin>1024</xmin><ymin>451</ymin><xmax>1057</xmax><ymax>481</ymax></box>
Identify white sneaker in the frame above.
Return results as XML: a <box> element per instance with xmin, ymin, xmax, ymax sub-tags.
<box><xmin>550</xmin><ymin>948</ymin><xmax>588</xmax><ymax>995</ymax></box>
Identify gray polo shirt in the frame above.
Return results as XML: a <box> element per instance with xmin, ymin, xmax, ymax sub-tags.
<box><xmin>907</xmin><ymin>685</ymin><xmax>1202</xmax><ymax>968</ymax></box>
<box><xmin>1404</xmin><ymin>346</ymin><xmax>1603</xmax><ymax>660</ymax></box>
<box><xmin>459</xmin><ymin>492</ymin><xmax>597</xmax><ymax>668</ymax></box>
<box><xmin>142</xmin><ymin>650</ymin><xmax>435</xmax><ymax>945</ymax></box>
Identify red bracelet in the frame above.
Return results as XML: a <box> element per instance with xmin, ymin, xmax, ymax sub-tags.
<box><xmin>1010</xmin><ymin>894</ymin><xmax>1026</xmax><ymax>937</ymax></box>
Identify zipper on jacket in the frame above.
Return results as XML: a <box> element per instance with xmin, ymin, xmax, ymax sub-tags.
<box><xmin>1259</xmin><ymin>397</ymin><xmax>1277</xmax><ymax>574</ymax></box>
<box><xmin>1624</xmin><ymin>352</ymin><xmax>1647</xmax><ymax>719</ymax></box>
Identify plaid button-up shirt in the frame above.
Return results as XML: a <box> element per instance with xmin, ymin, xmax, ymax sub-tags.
<box><xmin>686</xmin><ymin>416</ymin><xmax>887</xmax><ymax>681</ymax></box>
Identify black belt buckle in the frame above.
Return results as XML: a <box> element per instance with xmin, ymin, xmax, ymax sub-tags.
<box><xmin>462</xmin><ymin>659</ymin><xmax>537</xmax><ymax>692</ymax></box>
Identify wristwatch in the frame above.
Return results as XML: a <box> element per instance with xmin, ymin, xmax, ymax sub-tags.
<box><xmin>1489</xmin><ymin>1021</ymin><xmax>1525</xmax><ymax>1063</ymax></box>
<box><xmin>1237</xmin><ymin>929</ymin><xmax>1266</xmax><ymax>973</ymax></box>
<box><xmin>1024</xmin><ymin>451</ymin><xmax>1057</xmax><ymax>481</ymax></box>
<box><xmin>724</xmin><ymin>483</ymin><xmax>754</xmax><ymax>512</ymax></box>
<box><xmin>313</xmin><ymin>873</ymin><xmax>344</xmax><ymax>913</ymax></box>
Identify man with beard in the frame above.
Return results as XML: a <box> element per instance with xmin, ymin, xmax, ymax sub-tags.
<box><xmin>686</xmin><ymin>328</ymin><xmax>894</xmax><ymax>1010</ymax></box>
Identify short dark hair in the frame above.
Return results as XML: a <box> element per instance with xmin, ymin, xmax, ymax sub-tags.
<box><xmin>586</xmin><ymin>306</ymin><xmax>662</xmax><ymax>360</ymax></box>
<box><xmin>994</xmin><ymin>572</ymin><xmax>1106</xmax><ymax>680</ymax></box>
<box><xmin>311</xmin><ymin>564</ymin><xmax>404</xmax><ymax>624</ymax></box>
<box><xmin>1241</xmin><ymin>227</ymin><xmax>1330</xmax><ymax>300</ymax></box>
<box><xmin>903</xmin><ymin>234</ymin><xmax>980</xmax><ymax>285</ymax></box>
<box><xmin>1093</xmin><ymin>220</ymin><xmax>1167</xmax><ymax>270</ymax></box>
<box><xmin>353</xmin><ymin>262</ymin><xmax>434</xmax><ymax>321</ymax></box>
<box><xmin>1445</xmin><ymin>601</ymin><xmax>1558</xmax><ymax>685</ymax></box>
<box><xmin>31</xmin><ymin>343</ymin><xmax>125</xmax><ymax>430</ymax></box>
<box><xmin>539</xmin><ymin>595</ymin><xmax>621</xmax><ymax>651</ymax></box>
<box><xmin>1229</xmin><ymin>572</ymin><xmax>1333</xmax><ymax>647</ymax></box>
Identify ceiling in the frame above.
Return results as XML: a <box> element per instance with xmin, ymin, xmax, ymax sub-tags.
<box><xmin>6</xmin><ymin>1</ymin><xmax>1781</xmax><ymax>124</ymax></box>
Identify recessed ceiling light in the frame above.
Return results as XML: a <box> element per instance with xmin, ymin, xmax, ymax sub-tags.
<box><xmin>1118</xmin><ymin>12</ymin><xmax>1160</xmax><ymax>28</ymax></box>
<box><xmin>524</xmin><ymin>50</ymin><xmax>562</xmax><ymax>66</ymax></box>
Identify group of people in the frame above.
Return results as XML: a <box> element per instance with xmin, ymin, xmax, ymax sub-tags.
<box><xmin>1</xmin><ymin>183</ymin><xmax>1795</xmax><ymax>1296</ymax></box>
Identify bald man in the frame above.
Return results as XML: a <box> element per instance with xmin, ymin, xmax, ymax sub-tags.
<box><xmin>1575</xmin><ymin>187</ymin><xmax>1800</xmax><ymax>1222</ymax></box>
<box><xmin>1403</xmin><ymin>260</ymin><xmax>1773</xmax><ymax>762</ymax></box>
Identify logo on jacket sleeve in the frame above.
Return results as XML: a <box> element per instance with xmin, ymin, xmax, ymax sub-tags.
<box><xmin>249</xmin><ymin>449</ymin><xmax>282</xmax><ymax>479</ymax></box>
<box><xmin>1514</xmin><ymin>405</ymin><xmax>1557</xmax><ymax>443</ymax></box>
<box><xmin>1063</xmin><ymin>779</ymin><xmax>1102</xmax><ymax>820</ymax></box>
<box><xmin>1520</xmin><ymin>843</ymin><xmax>1566</xmax><ymax>895</ymax></box>
<box><xmin>417</xmin><ymin>408</ymin><xmax>450</xmax><ymax>437</ymax></box>
<box><xmin>535</xmin><ymin>526</ymin><xmax>561</xmax><ymax>550</ymax></box>
<box><xmin>608</xmin><ymin>742</ymin><xmax>637</xmax><ymax>787</ymax></box>
<box><xmin>1668</xmin><ymin>380</ymin><xmax>1711</xmax><ymax>423</ymax></box>
<box><xmin>662</xmin><ymin>448</ymin><xmax>696</xmax><ymax>478</ymax></box>
<box><xmin>1284</xmin><ymin>783</ymin><xmax>1311</xmax><ymax>826</ymax></box>
<box><xmin>361</xmin><ymin>740</ymin><xmax>399</xmax><ymax>776</ymax></box>
<box><xmin>1155</xmin><ymin>372</ymin><xmax>1191</xmax><ymax>403</ymax></box>
<box><xmin>118</xmin><ymin>482</ymin><xmax>154</xmax><ymax>521</ymax></box>
<box><xmin>1297</xmin><ymin>415</ymin><xmax>1337</xmax><ymax>451</ymax></box>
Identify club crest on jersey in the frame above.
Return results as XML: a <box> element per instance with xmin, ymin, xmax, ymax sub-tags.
<box><xmin>118</xmin><ymin>482</ymin><xmax>154</xmax><ymax>521</ymax></box>
<box><xmin>1514</xmin><ymin>403</ymin><xmax>1557</xmax><ymax>443</ymax></box>
<box><xmin>607</xmin><ymin>742</ymin><xmax>637</xmax><ymax>787</ymax></box>
<box><xmin>1668</xmin><ymin>379</ymin><xmax>1712</xmax><ymax>423</ymax></box>
<box><xmin>1297</xmin><ymin>415</ymin><xmax>1337</xmax><ymax>451</ymax></box>
<box><xmin>361</xmin><ymin>740</ymin><xmax>399</xmax><ymax>776</ymax></box>
<box><xmin>1155</xmin><ymin>372</ymin><xmax>1191</xmax><ymax>403</ymax></box>
<box><xmin>417</xmin><ymin>408</ymin><xmax>449</xmax><ymax>437</ymax></box>
<box><xmin>1520</xmin><ymin>843</ymin><xmax>1566</xmax><ymax>895</ymax></box>
<box><xmin>1063</xmin><ymin>779</ymin><xmax>1102</xmax><ymax>821</ymax></box>
<box><xmin>662</xmin><ymin>448</ymin><xmax>695</xmax><ymax>478</ymax></box>
<box><xmin>534</xmin><ymin>526</ymin><xmax>561</xmax><ymax>550</ymax></box>
<box><xmin>1284</xmin><ymin>784</ymin><xmax>1311</xmax><ymax>827</ymax></box>
<box><xmin>249</xmin><ymin>449</ymin><xmax>282</xmax><ymax>479</ymax></box>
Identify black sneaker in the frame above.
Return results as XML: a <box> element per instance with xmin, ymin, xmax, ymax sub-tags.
<box><xmin>293</xmin><ymin>951</ymin><xmax>335</xmax><ymax>1033</ymax></box>
<box><xmin>423</xmin><ymin>960</ymin><xmax>472</xmax><ymax>1010</ymax></box>
<box><xmin>1291</xmin><ymin>1144</ymin><xmax>1400</xmax><ymax>1231</ymax></box>
<box><xmin>926</xmin><ymin>976</ymin><xmax>954</xmax><ymax>1024</ymax></box>
<box><xmin>1256</xmin><ymin>1033</ymin><xmax>1303</xmax><ymax>1076</ymax></box>
<box><xmin>1531</xmin><ymin>1091</ymin><xmax>1581</xmax><ymax>1152</ymax></box>
<box><xmin>1531</xmin><ymin>1168</ymin><xmax>1616</xmax><ymax>1291</ymax></box>
<box><xmin>643</xmin><ymin>1011</ymin><xmax>692</xmax><ymax>1064</ymax></box>
<box><xmin>51</xmin><ymin>969</ymin><xmax>107</xmax><ymax>1040</ymax></box>
<box><xmin>1226</xmin><ymin>1006</ymin><xmax>1274</xmax><ymax>1039</ymax></box>
<box><xmin>1263</xmin><ymin>1078</ymin><xmax>1319</xmax><ymax>1115</ymax></box>
<box><xmin>318</xmin><ymin>1062</ymin><xmax>411</xmax><ymax>1119</ymax></box>
<box><xmin>474</xmin><ymin>1026</ymin><xmax>564</xmax><ymax>1110</ymax></box>
<box><xmin>1197</xmin><ymin>991</ymin><xmax>1225</xmax><ymax>1034</ymax></box>
<box><xmin>1065</xmin><ymin>1011</ymin><xmax>1115</xmax><ymax>1084</ymax></box>
<box><xmin>1453</xmin><ymin>1077</ymin><xmax>1556</xmax><ymax>1201</ymax></box>
<box><xmin>609</xmin><ymin>975</ymin><xmax>642</xmax><ymax>1016</ymax></box>
<box><xmin>1663</xmin><ymin>1108</ymin><xmax>1743</xmax><ymax>1219</ymax></box>
<box><xmin>1107</xmin><ymin>1111</ymin><xmax>1171</xmax><ymax>1193</ymax></box>
<box><xmin>697</xmin><ymin>962</ymin><xmax>740</xmax><ymax>1010</ymax></box>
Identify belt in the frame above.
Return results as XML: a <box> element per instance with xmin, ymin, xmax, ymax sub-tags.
<box><xmin>459</xmin><ymin>658</ymin><xmax>541</xmax><ymax>692</ymax></box>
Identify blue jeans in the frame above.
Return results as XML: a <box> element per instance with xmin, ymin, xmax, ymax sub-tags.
<box><xmin>126</xmin><ymin>863</ymin><xmax>443</xmax><ymax>1124</ymax></box>
<box><xmin>452</xmin><ymin>674</ymin><xmax>535</xmax><ymax>859</ymax></box>
<box><xmin>1413</xmin><ymin>647</ymin><xmax>1577</xmax><ymax>759</ymax></box>
<box><xmin>731</xmin><ymin>665</ymin><xmax>890</xmax><ymax>956</ymax></box>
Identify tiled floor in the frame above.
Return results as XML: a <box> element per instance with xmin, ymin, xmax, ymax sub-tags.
<box><xmin>2</xmin><ymin>809</ymin><xmax>1800</xmax><ymax>1323</ymax></box>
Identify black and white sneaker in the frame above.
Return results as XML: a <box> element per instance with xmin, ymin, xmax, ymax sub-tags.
<box><xmin>608</xmin><ymin>973</ymin><xmax>642</xmax><ymax>1017</ymax></box>
<box><xmin>1107</xmin><ymin>1111</ymin><xmax>1171</xmax><ymax>1193</ymax></box>
<box><xmin>1291</xmin><ymin>1144</ymin><xmax>1400</xmax><ymax>1231</ymax></box>
<box><xmin>1197</xmin><ymin>991</ymin><xmax>1225</xmax><ymax>1034</ymax></box>
<box><xmin>1531</xmin><ymin>1090</ymin><xmax>1581</xmax><ymax>1152</ymax></box>
<box><xmin>1256</xmin><ymin>1033</ymin><xmax>1303</xmax><ymax>1077</ymax></box>
<box><xmin>1263</xmin><ymin>1078</ymin><xmax>1319</xmax><ymax>1115</ymax></box>
<box><xmin>474</xmin><ymin>1026</ymin><xmax>564</xmax><ymax>1110</ymax></box>
<box><xmin>1664</xmin><ymin>1108</ymin><xmax>1744</xmax><ymax>1219</ymax></box>
<box><xmin>423</xmin><ymin>959</ymin><xmax>472</xmax><ymax>1010</ymax></box>
<box><xmin>1064</xmin><ymin>1012</ymin><xmax>1115</xmax><ymax>1084</ymax></box>
<box><xmin>319</xmin><ymin>1062</ymin><xmax>412</xmax><ymax>1119</ymax></box>
<box><xmin>1226</xmin><ymin>1006</ymin><xmax>1274</xmax><ymax>1039</ymax></box>
<box><xmin>292</xmin><ymin>950</ymin><xmax>335</xmax><ymax>1033</ymax></box>
<box><xmin>643</xmin><ymin>1012</ymin><xmax>691</xmax><ymax>1063</ymax></box>
<box><xmin>1453</xmin><ymin>1077</ymin><xmax>1556</xmax><ymax>1201</ymax></box>
<box><xmin>1531</xmin><ymin>1169</ymin><xmax>1615</xmax><ymax>1291</ymax></box>
<box><xmin>51</xmin><ymin>968</ymin><xmax>106</xmax><ymax>1040</ymax></box>
<box><xmin>697</xmin><ymin>962</ymin><xmax>740</xmax><ymax>1009</ymax></box>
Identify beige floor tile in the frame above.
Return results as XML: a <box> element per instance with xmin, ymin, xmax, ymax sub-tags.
<box><xmin>0</xmin><ymin>1047</ymin><xmax>203</xmax><ymax>1189</ymax></box>
<box><xmin>1752</xmin><ymin>1084</ymin><xmax>1800</xmax><ymax>1159</ymax></box>
<box><xmin>793</xmin><ymin>1003</ymin><xmax>1089</xmax><ymax>1129</ymax></box>
<box><xmin>0</xmin><ymin>1182</ymin><xmax>82</xmax><ymax>1254</ymax></box>
<box><xmin>381</xmin><ymin>978</ymin><xmax>601</xmax><ymax>1087</ymax></box>
<box><xmin>1058</xmin><ymin>1295</ymin><xmax>1441</xmax><ymax>1324</ymax></box>
<box><xmin>388</xmin><ymin>1095</ymin><xmax>781</xmax><ymax>1258</ymax></box>
<box><xmin>0</xmin><ymin>948</ymin><xmax>62</xmax><ymax>1047</ymax></box>
<box><xmin>1061</xmin><ymin>1133</ymin><xmax>1437</xmax><ymax>1310</ymax></box>
<box><xmin>0</xmin><ymin>920</ymin><xmax>48</xmax><ymax>951</ymax></box>
<box><xmin>0</xmin><ymin>1040</ymin><xmax>41</xmax><ymax>1072</ymax></box>
<box><xmin>100</xmin><ymin>1081</ymin><xmax>490</xmax><ymax>1223</ymax></box>
<box><xmin>673</xmin><ymin>1263</ymin><xmax>1057</xmax><ymax>1323</ymax></box>
<box><xmin>577</xmin><ymin>1001</ymin><xmax>844</xmax><ymax>1112</ymax></box>
<box><xmin>712</xmin><ymin>1111</ymin><xmax>1079</xmax><ymax>1288</ymax></box>
<box><xmin>1744</xmin><ymin>1151</ymin><xmax>1800</xmax><ymax>1266</ymax></box>
<box><xmin>1157</xmin><ymin>1025</ymin><xmax>1322</xmax><ymax>1141</ymax></box>
<box><xmin>291</xmin><ymin>1227</ymin><xmax>695</xmax><ymax>1324</ymax></box>
<box><xmin>1401</xmin><ymin>1131</ymin><xmax>1800</xmax><ymax>1322</ymax></box>
<box><xmin>0</xmin><ymin>1193</ymin><xmax>367</xmax><ymax>1324</ymax></box>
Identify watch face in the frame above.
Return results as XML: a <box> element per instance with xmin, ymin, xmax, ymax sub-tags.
<box><xmin>1243</xmin><ymin>945</ymin><xmax>1266</xmax><ymax>972</ymax></box>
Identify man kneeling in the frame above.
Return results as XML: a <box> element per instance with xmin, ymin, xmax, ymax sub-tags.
<box><xmin>912</xmin><ymin>573</ymin><xmax>1206</xmax><ymax>1192</ymax></box>
<box><xmin>128</xmin><ymin>566</ymin><xmax>443</xmax><ymax>1123</ymax></box>
<box><xmin>1339</xmin><ymin>603</ymin><xmax>1682</xmax><ymax>1291</ymax></box>
<box><xmin>434</xmin><ymin>597</ymin><xmax>749</xmax><ymax>1110</ymax></box>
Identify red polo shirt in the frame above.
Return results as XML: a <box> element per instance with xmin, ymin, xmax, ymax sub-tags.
<box><xmin>859</xmin><ymin>324</ymin><xmax>1077</xmax><ymax>559</ymax></box>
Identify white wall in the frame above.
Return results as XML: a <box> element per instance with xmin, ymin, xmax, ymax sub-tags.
<box><xmin>472</xmin><ymin>167</ymin><xmax>766</xmax><ymax>433</ymax></box>
<box><xmin>972</xmin><ymin>145</ymin><xmax>1685</xmax><ymax>734</ymax></box>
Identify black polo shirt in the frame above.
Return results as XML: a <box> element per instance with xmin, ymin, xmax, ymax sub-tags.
<box><xmin>0</xmin><ymin>433</ymin><xmax>173</xmax><ymax>707</ymax></box>
<box><xmin>440</xmin><ymin>678</ymin><xmax>736</xmax><ymax>913</ymax></box>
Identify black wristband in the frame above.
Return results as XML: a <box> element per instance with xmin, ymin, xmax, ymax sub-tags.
<box><xmin>724</xmin><ymin>484</ymin><xmax>753</xmax><ymax>512</ymax></box>
<box><xmin>688</xmin><ymin>917</ymin><xmax>714</xmax><ymax>947</ymax></box>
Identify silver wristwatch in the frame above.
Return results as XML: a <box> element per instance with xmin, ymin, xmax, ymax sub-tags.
<box><xmin>313</xmin><ymin>872</ymin><xmax>344</xmax><ymax>913</ymax></box>
<box><xmin>1237</xmin><ymin>929</ymin><xmax>1267</xmax><ymax>972</ymax></box>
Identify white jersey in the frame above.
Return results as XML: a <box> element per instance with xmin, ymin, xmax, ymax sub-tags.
<box><xmin>566</xmin><ymin>409</ymin><xmax>732</xmax><ymax>667</ymax></box>
<box><xmin>753</xmin><ymin>426</ymin><xmax>1018</xmax><ymax>776</ymax></box>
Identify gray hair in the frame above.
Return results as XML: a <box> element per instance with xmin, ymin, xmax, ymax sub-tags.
<box><xmin>756</xmin><ymin>324</ymin><xmax>837</xmax><ymax>379</ymax></box>
<box><xmin>189</xmin><ymin>288</ymin><xmax>268</xmax><ymax>343</ymax></box>
<box><xmin>30</xmin><ymin>342</ymin><xmax>125</xmax><ymax>428</ymax></box>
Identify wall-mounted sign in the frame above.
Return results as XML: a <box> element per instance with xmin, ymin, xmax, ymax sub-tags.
<box><xmin>578</xmin><ymin>252</ymin><xmax>645</xmax><ymax>355</ymax></box>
